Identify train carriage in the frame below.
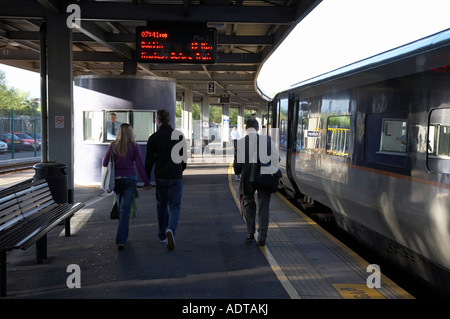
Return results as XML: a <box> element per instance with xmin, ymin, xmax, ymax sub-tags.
<box><xmin>269</xmin><ymin>28</ymin><xmax>450</xmax><ymax>295</ymax></box>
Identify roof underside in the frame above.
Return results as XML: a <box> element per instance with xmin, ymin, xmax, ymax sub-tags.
<box><xmin>0</xmin><ymin>0</ymin><xmax>321</xmax><ymax>108</ymax></box>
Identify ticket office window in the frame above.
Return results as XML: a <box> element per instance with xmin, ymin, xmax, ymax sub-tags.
<box><xmin>428</xmin><ymin>108</ymin><xmax>450</xmax><ymax>174</ymax></box>
<box><xmin>83</xmin><ymin>110</ymin><xmax>155</xmax><ymax>143</ymax></box>
<box><xmin>104</xmin><ymin>111</ymin><xmax>129</xmax><ymax>142</ymax></box>
<box><xmin>133</xmin><ymin>111</ymin><xmax>155</xmax><ymax>141</ymax></box>
<box><xmin>83</xmin><ymin>111</ymin><xmax>103</xmax><ymax>142</ymax></box>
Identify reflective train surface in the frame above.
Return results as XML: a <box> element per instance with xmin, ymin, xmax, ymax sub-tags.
<box><xmin>269</xmin><ymin>29</ymin><xmax>450</xmax><ymax>295</ymax></box>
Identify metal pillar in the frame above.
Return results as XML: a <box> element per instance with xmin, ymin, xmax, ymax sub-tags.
<box><xmin>182</xmin><ymin>87</ymin><xmax>193</xmax><ymax>147</ymax></box>
<box><xmin>238</xmin><ymin>106</ymin><xmax>244</xmax><ymax>137</ymax></box>
<box><xmin>201</xmin><ymin>94</ymin><xmax>210</xmax><ymax>142</ymax></box>
<box><xmin>221</xmin><ymin>103</ymin><xmax>230</xmax><ymax>147</ymax></box>
<box><xmin>46</xmin><ymin>13</ymin><xmax>74</xmax><ymax>203</ymax></box>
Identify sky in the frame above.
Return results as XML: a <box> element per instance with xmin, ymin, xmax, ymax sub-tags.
<box><xmin>1</xmin><ymin>0</ymin><xmax>450</xmax><ymax>100</ymax></box>
<box><xmin>257</xmin><ymin>0</ymin><xmax>450</xmax><ymax>99</ymax></box>
<box><xmin>0</xmin><ymin>64</ymin><xmax>40</xmax><ymax>98</ymax></box>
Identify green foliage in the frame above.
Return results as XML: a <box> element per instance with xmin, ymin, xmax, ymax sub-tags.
<box><xmin>0</xmin><ymin>70</ymin><xmax>39</xmax><ymax>116</ymax></box>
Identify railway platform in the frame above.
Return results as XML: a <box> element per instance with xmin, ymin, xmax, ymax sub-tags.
<box><xmin>0</xmin><ymin>155</ymin><xmax>414</xmax><ymax>302</ymax></box>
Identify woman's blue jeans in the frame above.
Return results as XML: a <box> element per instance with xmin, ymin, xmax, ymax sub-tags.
<box><xmin>114</xmin><ymin>176</ymin><xmax>137</xmax><ymax>245</ymax></box>
<box><xmin>155</xmin><ymin>178</ymin><xmax>183</xmax><ymax>241</ymax></box>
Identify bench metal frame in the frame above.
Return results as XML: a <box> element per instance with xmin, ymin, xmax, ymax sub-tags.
<box><xmin>0</xmin><ymin>179</ymin><xmax>85</xmax><ymax>297</ymax></box>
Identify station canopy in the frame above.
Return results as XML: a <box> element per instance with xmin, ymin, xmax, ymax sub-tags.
<box><xmin>0</xmin><ymin>0</ymin><xmax>321</xmax><ymax>108</ymax></box>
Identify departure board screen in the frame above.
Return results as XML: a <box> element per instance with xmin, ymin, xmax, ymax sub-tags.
<box><xmin>136</xmin><ymin>25</ymin><xmax>217</xmax><ymax>64</ymax></box>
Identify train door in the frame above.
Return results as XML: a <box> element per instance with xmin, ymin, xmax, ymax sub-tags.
<box><xmin>285</xmin><ymin>95</ymin><xmax>302</xmax><ymax>197</ymax></box>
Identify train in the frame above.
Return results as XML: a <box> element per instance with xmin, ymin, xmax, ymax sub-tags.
<box><xmin>268</xmin><ymin>28</ymin><xmax>450</xmax><ymax>296</ymax></box>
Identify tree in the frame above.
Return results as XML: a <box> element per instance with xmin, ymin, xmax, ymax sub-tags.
<box><xmin>0</xmin><ymin>70</ymin><xmax>37</xmax><ymax>116</ymax></box>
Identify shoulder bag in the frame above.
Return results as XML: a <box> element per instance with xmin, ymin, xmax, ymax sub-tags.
<box><xmin>101</xmin><ymin>146</ymin><xmax>115</xmax><ymax>193</ymax></box>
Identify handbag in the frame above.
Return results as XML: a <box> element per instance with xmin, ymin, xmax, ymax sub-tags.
<box><xmin>254</xmin><ymin>162</ymin><xmax>281</xmax><ymax>193</ymax></box>
<box><xmin>101</xmin><ymin>146</ymin><xmax>115</xmax><ymax>193</ymax></box>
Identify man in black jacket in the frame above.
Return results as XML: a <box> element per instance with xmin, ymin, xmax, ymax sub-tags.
<box><xmin>145</xmin><ymin>109</ymin><xmax>187</xmax><ymax>251</ymax></box>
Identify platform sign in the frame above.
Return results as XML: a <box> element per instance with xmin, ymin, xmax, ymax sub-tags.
<box><xmin>207</xmin><ymin>81</ymin><xmax>215</xmax><ymax>94</ymax></box>
<box><xmin>136</xmin><ymin>24</ymin><xmax>217</xmax><ymax>64</ymax></box>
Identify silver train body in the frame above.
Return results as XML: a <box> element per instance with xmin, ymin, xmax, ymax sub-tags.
<box><xmin>269</xmin><ymin>29</ymin><xmax>450</xmax><ymax>295</ymax></box>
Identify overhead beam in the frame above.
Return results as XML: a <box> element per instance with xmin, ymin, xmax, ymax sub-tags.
<box><xmin>0</xmin><ymin>50</ymin><xmax>261</xmax><ymax>64</ymax></box>
<box><xmin>77</xmin><ymin>22</ymin><xmax>133</xmax><ymax>61</ymax></box>
<box><xmin>0</xmin><ymin>1</ymin><xmax>294</xmax><ymax>23</ymax></box>
<box><xmin>71</xmin><ymin>3</ymin><xmax>294</xmax><ymax>24</ymax></box>
<box><xmin>6</xmin><ymin>31</ymin><xmax>274</xmax><ymax>46</ymax></box>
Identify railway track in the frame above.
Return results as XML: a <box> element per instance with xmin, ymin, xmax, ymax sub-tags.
<box><xmin>0</xmin><ymin>158</ymin><xmax>40</xmax><ymax>174</ymax></box>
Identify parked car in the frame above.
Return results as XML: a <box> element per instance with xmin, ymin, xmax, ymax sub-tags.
<box><xmin>25</xmin><ymin>131</ymin><xmax>41</xmax><ymax>143</ymax></box>
<box><xmin>0</xmin><ymin>140</ymin><xmax>7</xmax><ymax>153</ymax></box>
<box><xmin>0</xmin><ymin>132</ymin><xmax>25</xmax><ymax>151</ymax></box>
<box><xmin>13</xmin><ymin>132</ymin><xmax>41</xmax><ymax>150</ymax></box>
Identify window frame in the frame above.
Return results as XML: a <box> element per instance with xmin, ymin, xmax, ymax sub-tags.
<box><xmin>427</xmin><ymin>107</ymin><xmax>450</xmax><ymax>175</ymax></box>
<box><xmin>326</xmin><ymin>115</ymin><xmax>351</xmax><ymax>157</ymax></box>
<box><xmin>82</xmin><ymin>109</ymin><xmax>156</xmax><ymax>143</ymax></box>
<box><xmin>378</xmin><ymin>118</ymin><xmax>408</xmax><ymax>156</ymax></box>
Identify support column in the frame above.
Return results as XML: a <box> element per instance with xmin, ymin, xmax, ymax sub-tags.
<box><xmin>221</xmin><ymin>103</ymin><xmax>230</xmax><ymax>148</ymax></box>
<box><xmin>46</xmin><ymin>13</ymin><xmax>74</xmax><ymax>202</ymax></box>
<box><xmin>182</xmin><ymin>87</ymin><xmax>193</xmax><ymax>148</ymax></box>
<box><xmin>201</xmin><ymin>94</ymin><xmax>209</xmax><ymax>143</ymax></box>
<box><xmin>238</xmin><ymin>105</ymin><xmax>244</xmax><ymax>137</ymax></box>
<box><xmin>256</xmin><ymin>107</ymin><xmax>262</xmax><ymax>132</ymax></box>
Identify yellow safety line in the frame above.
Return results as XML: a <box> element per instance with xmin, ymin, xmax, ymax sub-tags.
<box><xmin>227</xmin><ymin>162</ymin><xmax>301</xmax><ymax>299</ymax></box>
<box><xmin>275</xmin><ymin>191</ymin><xmax>415</xmax><ymax>299</ymax></box>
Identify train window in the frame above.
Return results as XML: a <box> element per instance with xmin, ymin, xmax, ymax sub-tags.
<box><xmin>303</xmin><ymin>117</ymin><xmax>321</xmax><ymax>152</ymax></box>
<box><xmin>428</xmin><ymin>108</ymin><xmax>450</xmax><ymax>174</ymax></box>
<box><xmin>300</xmin><ymin>118</ymin><xmax>307</xmax><ymax>151</ymax></box>
<box><xmin>326</xmin><ymin>116</ymin><xmax>350</xmax><ymax>157</ymax></box>
<box><xmin>132</xmin><ymin>111</ymin><xmax>155</xmax><ymax>142</ymax></box>
<box><xmin>379</xmin><ymin>119</ymin><xmax>408</xmax><ymax>154</ymax></box>
<box><xmin>365</xmin><ymin>114</ymin><xmax>408</xmax><ymax>167</ymax></box>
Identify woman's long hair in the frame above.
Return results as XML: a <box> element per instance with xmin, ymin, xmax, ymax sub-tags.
<box><xmin>113</xmin><ymin>123</ymin><xmax>135</xmax><ymax>158</ymax></box>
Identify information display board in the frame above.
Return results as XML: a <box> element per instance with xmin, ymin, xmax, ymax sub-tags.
<box><xmin>136</xmin><ymin>24</ymin><xmax>217</xmax><ymax>64</ymax></box>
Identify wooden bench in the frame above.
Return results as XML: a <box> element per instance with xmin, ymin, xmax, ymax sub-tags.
<box><xmin>0</xmin><ymin>178</ymin><xmax>85</xmax><ymax>297</ymax></box>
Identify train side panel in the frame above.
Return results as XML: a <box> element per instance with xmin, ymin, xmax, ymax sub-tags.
<box><xmin>274</xmin><ymin>34</ymin><xmax>450</xmax><ymax>294</ymax></box>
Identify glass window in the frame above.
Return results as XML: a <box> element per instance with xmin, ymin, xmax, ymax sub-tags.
<box><xmin>303</xmin><ymin>117</ymin><xmax>321</xmax><ymax>152</ymax></box>
<box><xmin>83</xmin><ymin>110</ymin><xmax>156</xmax><ymax>143</ymax></box>
<box><xmin>133</xmin><ymin>111</ymin><xmax>155</xmax><ymax>142</ymax></box>
<box><xmin>428</xmin><ymin>108</ymin><xmax>450</xmax><ymax>174</ymax></box>
<box><xmin>365</xmin><ymin>114</ymin><xmax>408</xmax><ymax>167</ymax></box>
<box><xmin>279</xmin><ymin>96</ymin><xmax>289</xmax><ymax>151</ymax></box>
<box><xmin>327</xmin><ymin>115</ymin><xmax>350</xmax><ymax>156</ymax></box>
<box><xmin>380</xmin><ymin>119</ymin><xmax>407</xmax><ymax>154</ymax></box>
<box><xmin>105</xmin><ymin>111</ymin><xmax>128</xmax><ymax>142</ymax></box>
<box><xmin>83</xmin><ymin>111</ymin><xmax>103</xmax><ymax>142</ymax></box>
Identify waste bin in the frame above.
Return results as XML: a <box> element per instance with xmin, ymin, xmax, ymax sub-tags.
<box><xmin>33</xmin><ymin>161</ymin><xmax>68</xmax><ymax>204</ymax></box>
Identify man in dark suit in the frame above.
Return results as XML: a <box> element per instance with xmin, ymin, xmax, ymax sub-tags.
<box><xmin>233</xmin><ymin>118</ymin><xmax>279</xmax><ymax>246</ymax></box>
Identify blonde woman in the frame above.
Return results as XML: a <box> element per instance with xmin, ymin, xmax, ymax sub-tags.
<box><xmin>103</xmin><ymin>123</ymin><xmax>151</xmax><ymax>250</ymax></box>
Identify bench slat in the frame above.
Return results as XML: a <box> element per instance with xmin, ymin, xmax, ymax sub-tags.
<box><xmin>0</xmin><ymin>194</ymin><xmax>23</xmax><ymax>233</ymax></box>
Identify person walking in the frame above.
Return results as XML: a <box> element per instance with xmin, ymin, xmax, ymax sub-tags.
<box><xmin>234</xmin><ymin>118</ymin><xmax>279</xmax><ymax>246</ymax></box>
<box><xmin>103</xmin><ymin>123</ymin><xmax>151</xmax><ymax>251</ymax></box>
<box><xmin>145</xmin><ymin>109</ymin><xmax>187</xmax><ymax>251</ymax></box>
